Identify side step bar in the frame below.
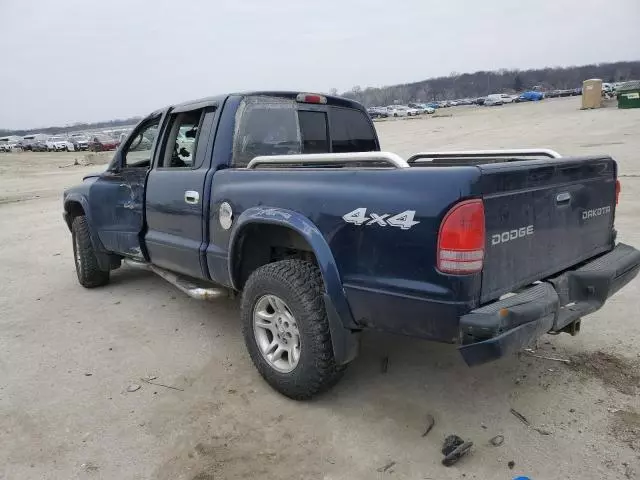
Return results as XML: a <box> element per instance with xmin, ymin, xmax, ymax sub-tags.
<box><xmin>123</xmin><ymin>259</ymin><xmax>230</xmax><ymax>300</ymax></box>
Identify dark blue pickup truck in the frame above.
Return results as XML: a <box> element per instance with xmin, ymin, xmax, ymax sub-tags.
<box><xmin>63</xmin><ymin>91</ymin><xmax>640</xmax><ymax>399</ymax></box>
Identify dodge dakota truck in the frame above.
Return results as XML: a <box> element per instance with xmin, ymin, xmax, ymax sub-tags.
<box><xmin>63</xmin><ymin>91</ymin><xmax>640</xmax><ymax>399</ymax></box>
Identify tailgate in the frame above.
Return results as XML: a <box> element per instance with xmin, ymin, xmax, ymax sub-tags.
<box><xmin>477</xmin><ymin>156</ymin><xmax>617</xmax><ymax>303</ymax></box>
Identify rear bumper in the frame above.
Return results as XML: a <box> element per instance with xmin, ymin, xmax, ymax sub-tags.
<box><xmin>459</xmin><ymin>243</ymin><xmax>640</xmax><ymax>366</ymax></box>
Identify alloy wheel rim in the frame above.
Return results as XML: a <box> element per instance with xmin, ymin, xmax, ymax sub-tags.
<box><xmin>253</xmin><ymin>294</ymin><xmax>301</xmax><ymax>373</ymax></box>
<box><xmin>74</xmin><ymin>234</ymin><xmax>82</xmax><ymax>275</ymax></box>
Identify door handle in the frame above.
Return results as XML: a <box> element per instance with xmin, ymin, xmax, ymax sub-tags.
<box><xmin>556</xmin><ymin>192</ymin><xmax>571</xmax><ymax>205</ymax></box>
<box><xmin>184</xmin><ymin>190</ymin><xmax>200</xmax><ymax>205</ymax></box>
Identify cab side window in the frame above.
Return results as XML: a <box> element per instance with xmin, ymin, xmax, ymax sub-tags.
<box><xmin>160</xmin><ymin>110</ymin><xmax>205</xmax><ymax>169</ymax></box>
<box><xmin>232</xmin><ymin>97</ymin><xmax>301</xmax><ymax>168</ymax></box>
<box><xmin>123</xmin><ymin>120</ymin><xmax>160</xmax><ymax>168</ymax></box>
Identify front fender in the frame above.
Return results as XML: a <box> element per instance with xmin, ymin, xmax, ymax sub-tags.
<box><xmin>63</xmin><ymin>192</ymin><xmax>107</xmax><ymax>256</ymax></box>
<box><xmin>63</xmin><ymin>193</ymin><xmax>91</xmax><ymax>227</ymax></box>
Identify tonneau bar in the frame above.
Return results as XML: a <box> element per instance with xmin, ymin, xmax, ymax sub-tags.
<box><xmin>246</xmin><ymin>151</ymin><xmax>410</xmax><ymax>169</ymax></box>
<box><xmin>408</xmin><ymin>148</ymin><xmax>562</xmax><ymax>163</ymax></box>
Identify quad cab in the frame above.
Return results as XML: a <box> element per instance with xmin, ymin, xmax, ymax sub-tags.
<box><xmin>63</xmin><ymin>92</ymin><xmax>640</xmax><ymax>399</ymax></box>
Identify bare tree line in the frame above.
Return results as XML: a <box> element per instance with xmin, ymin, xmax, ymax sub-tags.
<box><xmin>3</xmin><ymin>61</ymin><xmax>638</xmax><ymax>135</ymax></box>
<box><xmin>0</xmin><ymin>117</ymin><xmax>142</xmax><ymax>138</ymax></box>
<box><xmin>337</xmin><ymin>61</ymin><xmax>640</xmax><ymax>106</ymax></box>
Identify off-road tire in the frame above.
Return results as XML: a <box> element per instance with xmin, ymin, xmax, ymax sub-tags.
<box><xmin>241</xmin><ymin>260</ymin><xmax>346</xmax><ymax>400</ymax></box>
<box><xmin>72</xmin><ymin>215</ymin><xmax>109</xmax><ymax>288</ymax></box>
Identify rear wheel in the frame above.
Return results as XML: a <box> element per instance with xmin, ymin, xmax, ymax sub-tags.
<box><xmin>71</xmin><ymin>215</ymin><xmax>110</xmax><ymax>288</ymax></box>
<box><xmin>241</xmin><ymin>260</ymin><xmax>346</xmax><ymax>399</ymax></box>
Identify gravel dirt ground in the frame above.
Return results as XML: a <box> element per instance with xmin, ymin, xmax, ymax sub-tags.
<box><xmin>1</xmin><ymin>97</ymin><xmax>639</xmax><ymax>480</ymax></box>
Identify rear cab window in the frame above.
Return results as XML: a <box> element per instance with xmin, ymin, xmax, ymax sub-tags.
<box><xmin>231</xmin><ymin>95</ymin><xmax>377</xmax><ymax>167</ymax></box>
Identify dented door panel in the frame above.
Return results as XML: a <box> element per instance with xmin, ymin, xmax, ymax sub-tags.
<box><xmin>90</xmin><ymin>168</ymin><xmax>147</xmax><ymax>258</ymax></box>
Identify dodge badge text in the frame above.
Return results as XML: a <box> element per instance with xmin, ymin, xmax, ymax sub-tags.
<box><xmin>491</xmin><ymin>225</ymin><xmax>534</xmax><ymax>246</ymax></box>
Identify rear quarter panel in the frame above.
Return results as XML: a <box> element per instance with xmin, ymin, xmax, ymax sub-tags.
<box><xmin>207</xmin><ymin>166</ymin><xmax>482</xmax><ymax>339</ymax></box>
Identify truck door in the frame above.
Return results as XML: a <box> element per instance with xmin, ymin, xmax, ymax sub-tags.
<box><xmin>144</xmin><ymin>105</ymin><xmax>218</xmax><ymax>278</ymax></box>
<box><xmin>89</xmin><ymin>115</ymin><xmax>162</xmax><ymax>258</ymax></box>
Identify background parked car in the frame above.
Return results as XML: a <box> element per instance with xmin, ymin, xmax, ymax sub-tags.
<box><xmin>517</xmin><ymin>91</ymin><xmax>545</xmax><ymax>102</ymax></box>
<box><xmin>395</xmin><ymin>105</ymin><xmax>419</xmax><ymax>116</ymax></box>
<box><xmin>421</xmin><ymin>104</ymin><xmax>436</xmax><ymax>114</ymax></box>
<box><xmin>500</xmin><ymin>94</ymin><xmax>516</xmax><ymax>104</ymax></box>
<box><xmin>385</xmin><ymin>105</ymin><xmax>407</xmax><ymax>117</ymax></box>
<box><xmin>30</xmin><ymin>141</ymin><xmax>48</xmax><ymax>152</ymax></box>
<box><xmin>20</xmin><ymin>137</ymin><xmax>35</xmax><ymax>151</ymax></box>
<box><xmin>367</xmin><ymin>107</ymin><xmax>389</xmax><ymax>118</ymax></box>
<box><xmin>484</xmin><ymin>94</ymin><xmax>504</xmax><ymax>106</ymax></box>
<box><xmin>408</xmin><ymin>103</ymin><xmax>435</xmax><ymax>114</ymax></box>
<box><xmin>69</xmin><ymin>135</ymin><xmax>90</xmax><ymax>151</ymax></box>
<box><xmin>1</xmin><ymin>142</ymin><xmax>22</xmax><ymax>152</ymax></box>
<box><xmin>88</xmin><ymin>134</ymin><xmax>119</xmax><ymax>152</ymax></box>
<box><xmin>46</xmin><ymin>136</ymin><xmax>69</xmax><ymax>152</ymax></box>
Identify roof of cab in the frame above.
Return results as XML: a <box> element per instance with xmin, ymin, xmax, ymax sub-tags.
<box><xmin>170</xmin><ymin>91</ymin><xmax>365</xmax><ymax>112</ymax></box>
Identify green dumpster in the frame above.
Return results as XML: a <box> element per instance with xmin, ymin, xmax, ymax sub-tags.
<box><xmin>617</xmin><ymin>81</ymin><xmax>640</xmax><ymax>109</ymax></box>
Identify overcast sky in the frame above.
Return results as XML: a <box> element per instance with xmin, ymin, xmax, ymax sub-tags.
<box><xmin>1</xmin><ymin>0</ymin><xmax>638</xmax><ymax>129</ymax></box>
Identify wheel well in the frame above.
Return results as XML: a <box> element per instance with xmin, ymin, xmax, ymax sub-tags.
<box><xmin>64</xmin><ymin>201</ymin><xmax>85</xmax><ymax>230</ymax></box>
<box><xmin>233</xmin><ymin>224</ymin><xmax>317</xmax><ymax>290</ymax></box>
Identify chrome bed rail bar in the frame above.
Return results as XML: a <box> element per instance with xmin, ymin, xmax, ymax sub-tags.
<box><xmin>246</xmin><ymin>149</ymin><xmax>561</xmax><ymax>169</ymax></box>
<box><xmin>408</xmin><ymin>148</ymin><xmax>562</xmax><ymax>163</ymax></box>
<box><xmin>246</xmin><ymin>151</ymin><xmax>410</xmax><ymax>169</ymax></box>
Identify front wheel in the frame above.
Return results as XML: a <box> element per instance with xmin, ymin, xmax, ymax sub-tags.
<box><xmin>241</xmin><ymin>260</ymin><xmax>346</xmax><ymax>400</ymax></box>
<box><xmin>71</xmin><ymin>215</ymin><xmax>110</xmax><ymax>288</ymax></box>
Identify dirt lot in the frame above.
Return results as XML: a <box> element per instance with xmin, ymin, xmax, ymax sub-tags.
<box><xmin>1</xmin><ymin>97</ymin><xmax>639</xmax><ymax>479</ymax></box>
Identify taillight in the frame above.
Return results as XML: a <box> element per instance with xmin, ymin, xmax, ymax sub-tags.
<box><xmin>296</xmin><ymin>93</ymin><xmax>327</xmax><ymax>104</ymax></box>
<box><xmin>437</xmin><ymin>199</ymin><xmax>485</xmax><ymax>274</ymax></box>
<box><xmin>615</xmin><ymin>179</ymin><xmax>621</xmax><ymax>205</ymax></box>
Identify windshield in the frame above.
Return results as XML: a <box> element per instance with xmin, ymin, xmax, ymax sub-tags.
<box><xmin>93</xmin><ymin>134</ymin><xmax>112</xmax><ymax>142</ymax></box>
<box><xmin>49</xmin><ymin>137</ymin><xmax>65</xmax><ymax>142</ymax></box>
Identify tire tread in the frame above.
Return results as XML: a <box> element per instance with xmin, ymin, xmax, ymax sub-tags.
<box><xmin>72</xmin><ymin>215</ymin><xmax>109</xmax><ymax>288</ymax></box>
<box><xmin>241</xmin><ymin>260</ymin><xmax>345</xmax><ymax>399</ymax></box>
